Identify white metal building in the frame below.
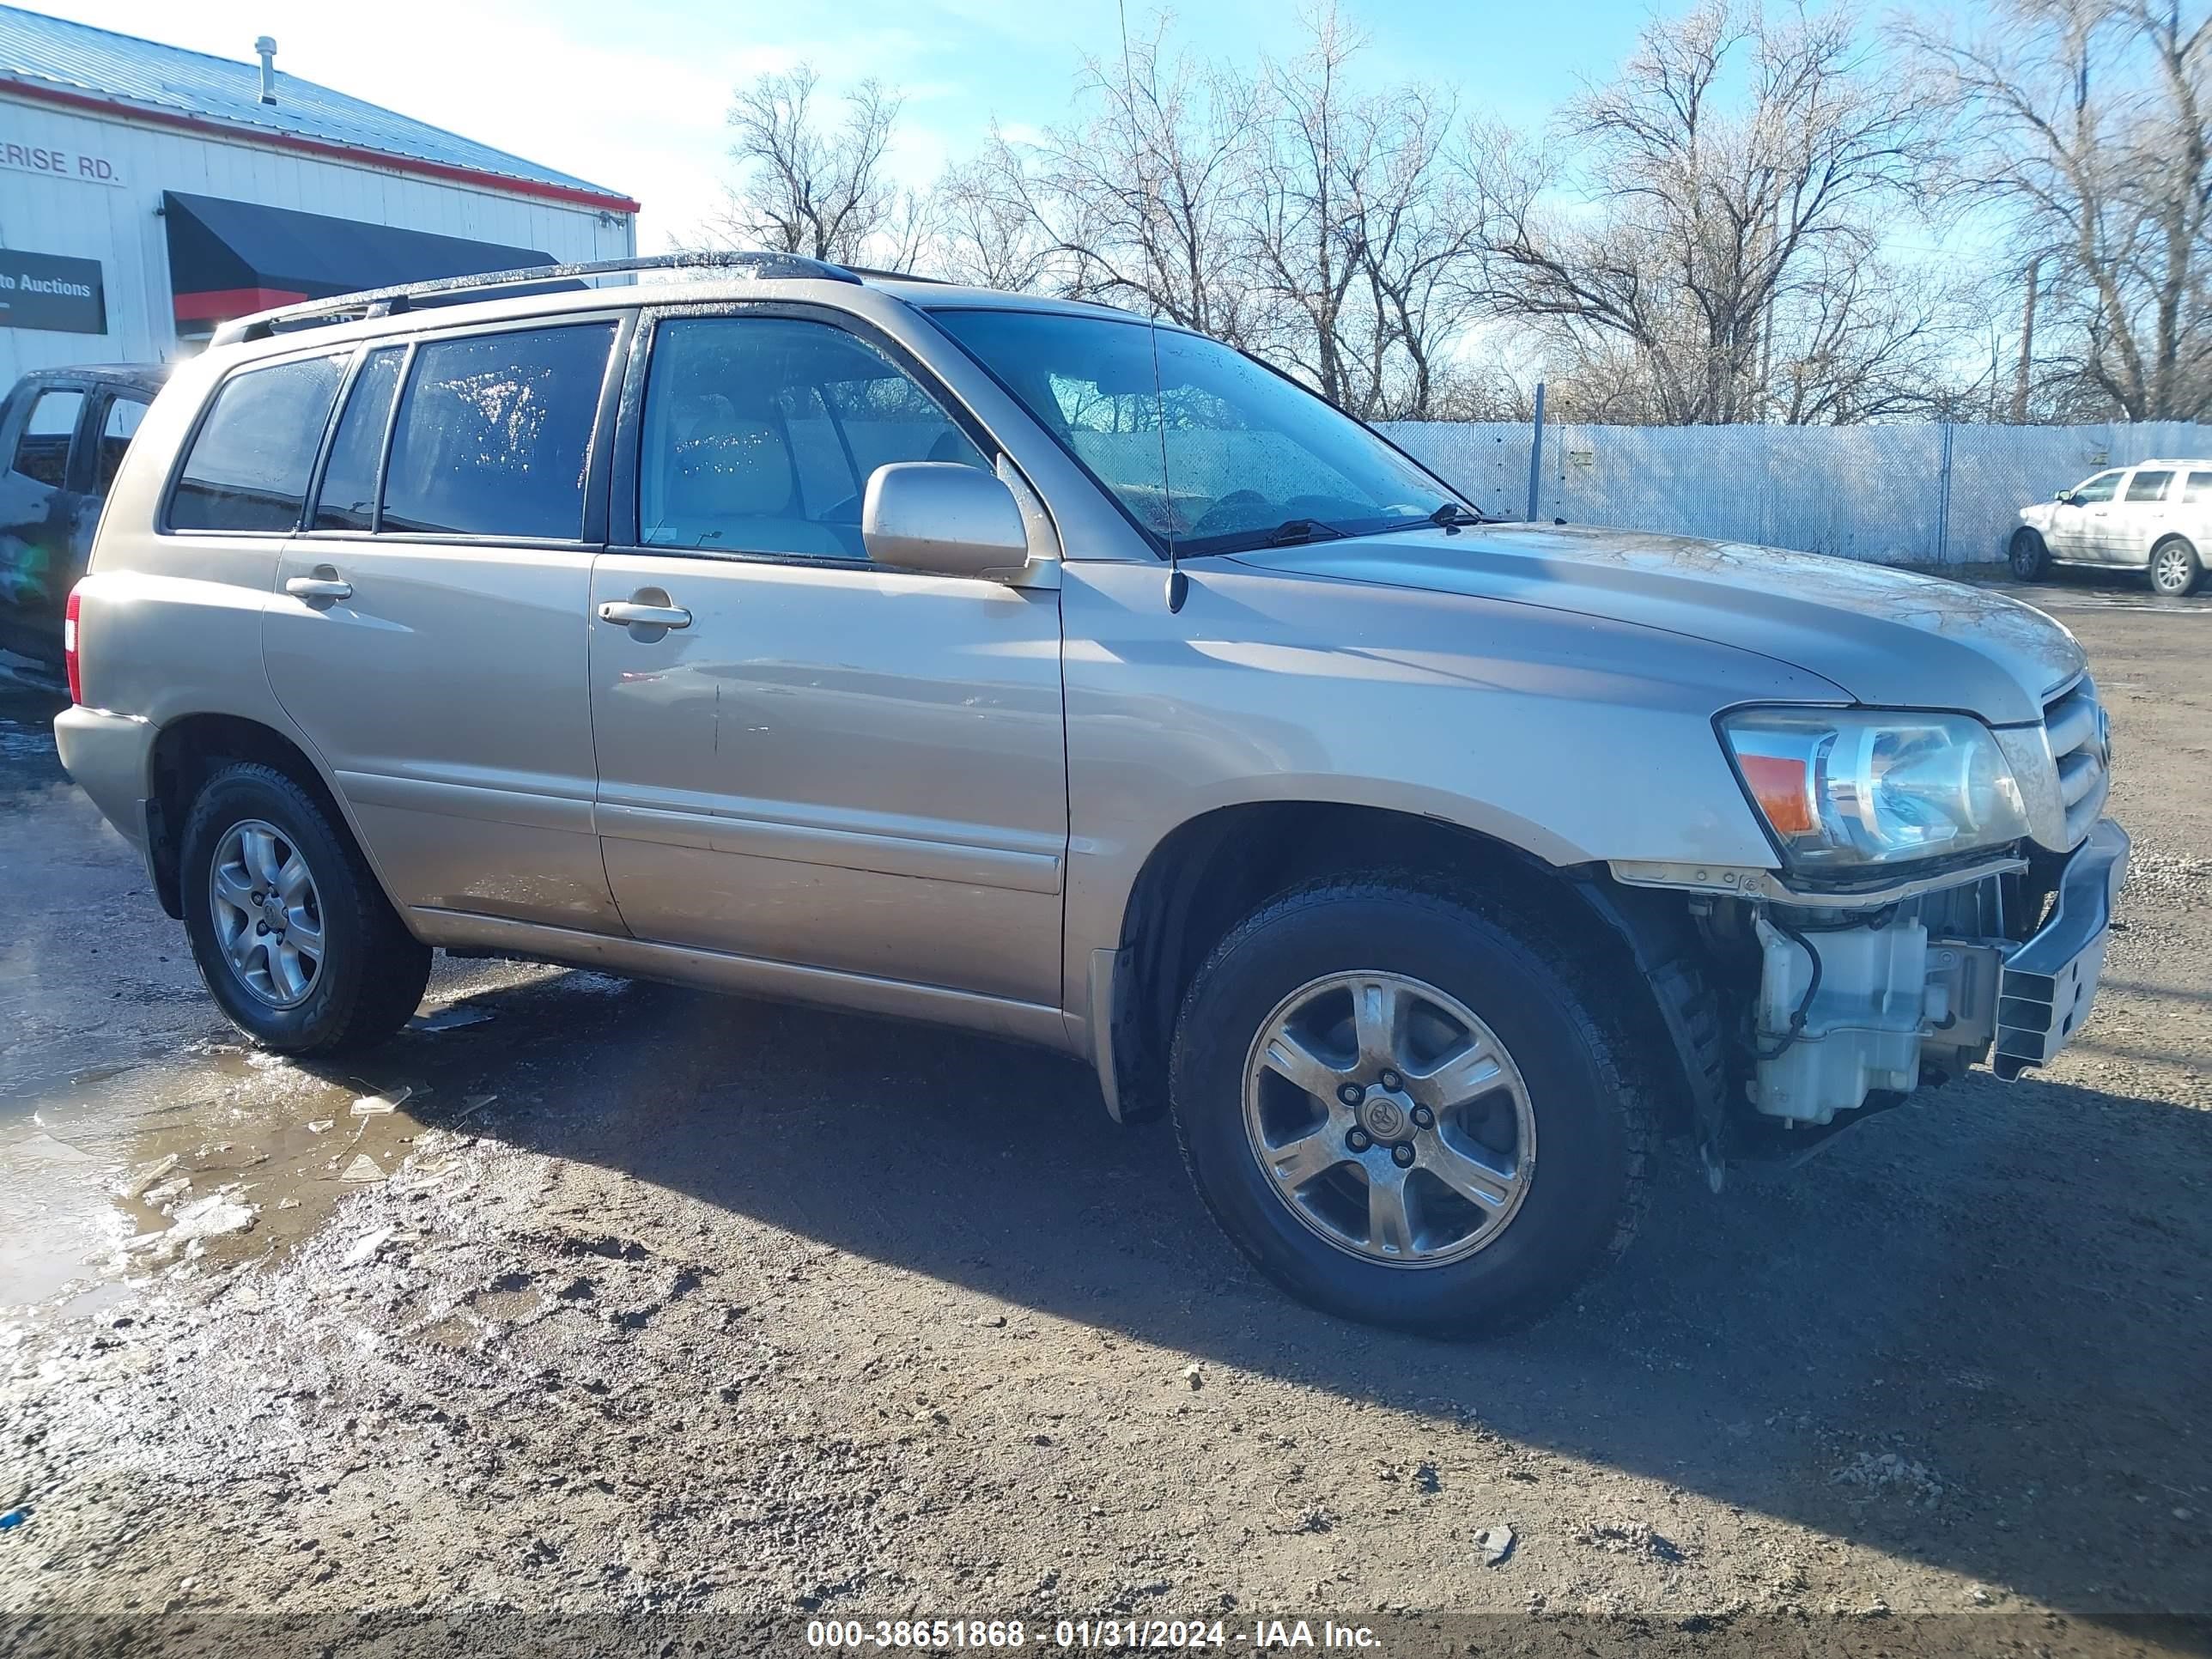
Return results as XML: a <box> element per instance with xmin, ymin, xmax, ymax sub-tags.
<box><xmin>0</xmin><ymin>6</ymin><xmax>637</xmax><ymax>385</ymax></box>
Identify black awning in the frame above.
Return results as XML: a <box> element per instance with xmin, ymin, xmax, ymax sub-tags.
<box><xmin>162</xmin><ymin>191</ymin><xmax>553</xmax><ymax>325</ymax></box>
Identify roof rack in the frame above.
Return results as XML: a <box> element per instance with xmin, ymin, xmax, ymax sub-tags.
<box><xmin>840</xmin><ymin>264</ymin><xmax>954</xmax><ymax>285</ymax></box>
<box><xmin>210</xmin><ymin>250</ymin><xmax>866</xmax><ymax>346</ymax></box>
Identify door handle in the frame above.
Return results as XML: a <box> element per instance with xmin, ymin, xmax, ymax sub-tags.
<box><xmin>599</xmin><ymin>600</ymin><xmax>692</xmax><ymax>629</ymax></box>
<box><xmin>284</xmin><ymin>574</ymin><xmax>352</xmax><ymax>601</ymax></box>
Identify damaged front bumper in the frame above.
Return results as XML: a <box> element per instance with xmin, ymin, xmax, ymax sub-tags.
<box><xmin>1990</xmin><ymin>818</ymin><xmax>2130</xmax><ymax>1079</ymax></box>
<box><xmin>1744</xmin><ymin>819</ymin><xmax>2130</xmax><ymax>1124</ymax></box>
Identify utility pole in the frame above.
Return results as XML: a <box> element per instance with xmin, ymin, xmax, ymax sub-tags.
<box><xmin>2012</xmin><ymin>257</ymin><xmax>2040</xmax><ymax>424</ymax></box>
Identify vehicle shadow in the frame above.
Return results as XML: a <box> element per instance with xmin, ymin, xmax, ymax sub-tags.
<box><xmin>1996</xmin><ymin>563</ymin><xmax>2212</xmax><ymax>607</ymax></box>
<box><xmin>376</xmin><ymin>966</ymin><xmax>2212</xmax><ymax>1624</ymax></box>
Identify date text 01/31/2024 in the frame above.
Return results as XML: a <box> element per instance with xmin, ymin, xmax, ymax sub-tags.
<box><xmin>805</xmin><ymin>1619</ymin><xmax>1385</xmax><ymax>1650</ymax></box>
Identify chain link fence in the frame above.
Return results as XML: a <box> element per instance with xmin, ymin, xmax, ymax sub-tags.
<box><xmin>1375</xmin><ymin>419</ymin><xmax>2212</xmax><ymax>565</ymax></box>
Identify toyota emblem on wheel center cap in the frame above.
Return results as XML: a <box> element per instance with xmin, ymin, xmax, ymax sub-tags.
<box><xmin>1360</xmin><ymin>1094</ymin><xmax>1408</xmax><ymax>1141</ymax></box>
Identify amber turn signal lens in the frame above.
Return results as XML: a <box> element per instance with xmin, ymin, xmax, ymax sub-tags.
<box><xmin>1738</xmin><ymin>753</ymin><xmax>1814</xmax><ymax>836</ymax></box>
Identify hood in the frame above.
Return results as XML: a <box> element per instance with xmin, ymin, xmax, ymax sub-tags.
<box><xmin>1231</xmin><ymin>524</ymin><xmax>2082</xmax><ymax>726</ymax></box>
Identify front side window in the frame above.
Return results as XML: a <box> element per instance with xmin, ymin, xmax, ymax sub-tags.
<box><xmin>381</xmin><ymin>324</ymin><xmax>614</xmax><ymax>541</ymax></box>
<box><xmin>2070</xmin><ymin>471</ymin><xmax>2121</xmax><ymax>505</ymax></box>
<box><xmin>2185</xmin><ymin>470</ymin><xmax>2212</xmax><ymax>504</ymax></box>
<box><xmin>96</xmin><ymin>395</ymin><xmax>149</xmax><ymax>494</ymax></box>
<box><xmin>2125</xmin><ymin>469</ymin><xmax>2173</xmax><ymax>502</ymax></box>
<box><xmin>170</xmin><ymin>355</ymin><xmax>346</xmax><ymax>532</ymax></box>
<box><xmin>638</xmin><ymin>315</ymin><xmax>988</xmax><ymax>561</ymax></box>
<box><xmin>313</xmin><ymin>347</ymin><xmax>405</xmax><ymax>532</ymax></box>
<box><xmin>930</xmin><ymin>307</ymin><xmax>1456</xmax><ymax>554</ymax></box>
<box><xmin>13</xmin><ymin>388</ymin><xmax>83</xmax><ymax>489</ymax></box>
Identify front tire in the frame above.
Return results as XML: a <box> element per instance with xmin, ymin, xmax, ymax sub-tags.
<box><xmin>2150</xmin><ymin>537</ymin><xmax>2201</xmax><ymax>597</ymax></box>
<box><xmin>179</xmin><ymin>763</ymin><xmax>430</xmax><ymax>1056</ymax></box>
<box><xmin>1170</xmin><ymin>877</ymin><xmax>1650</xmax><ymax>1338</ymax></box>
<box><xmin>2009</xmin><ymin>527</ymin><xmax>2051</xmax><ymax>580</ymax></box>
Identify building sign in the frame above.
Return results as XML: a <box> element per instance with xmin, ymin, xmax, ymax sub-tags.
<box><xmin>0</xmin><ymin>251</ymin><xmax>106</xmax><ymax>334</ymax></box>
<box><xmin>0</xmin><ymin>137</ymin><xmax>122</xmax><ymax>187</ymax></box>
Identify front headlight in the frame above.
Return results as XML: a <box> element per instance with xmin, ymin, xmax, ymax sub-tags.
<box><xmin>1719</xmin><ymin>708</ymin><xmax>2031</xmax><ymax>871</ymax></box>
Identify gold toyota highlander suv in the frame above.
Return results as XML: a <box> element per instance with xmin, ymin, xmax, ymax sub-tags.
<box><xmin>57</xmin><ymin>253</ymin><xmax>2129</xmax><ymax>1334</ymax></box>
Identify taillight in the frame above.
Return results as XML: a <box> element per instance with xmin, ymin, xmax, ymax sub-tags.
<box><xmin>64</xmin><ymin>584</ymin><xmax>82</xmax><ymax>704</ymax></box>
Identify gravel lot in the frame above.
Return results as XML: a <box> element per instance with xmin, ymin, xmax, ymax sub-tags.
<box><xmin>2</xmin><ymin>567</ymin><xmax>2208</xmax><ymax>1657</ymax></box>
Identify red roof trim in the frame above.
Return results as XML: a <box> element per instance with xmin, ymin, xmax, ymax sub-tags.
<box><xmin>0</xmin><ymin>79</ymin><xmax>642</xmax><ymax>215</ymax></box>
<box><xmin>173</xmin><ymin>285</ymin><xmax>308</xmax><ymax>323</ymax></box>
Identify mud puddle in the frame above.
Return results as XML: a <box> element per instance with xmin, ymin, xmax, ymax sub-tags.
<box><xmin>0</xmin><ymin>963</ymin><xmax>623</xmax><ymax>1316</ymax></box>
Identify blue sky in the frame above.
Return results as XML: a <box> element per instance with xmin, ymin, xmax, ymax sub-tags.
<box><xmin>46</xmin><ymin>0</ymin><xmax>1668</xmax><ymax>248</ymax></box>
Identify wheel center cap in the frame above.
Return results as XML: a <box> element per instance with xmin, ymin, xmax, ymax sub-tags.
<box><xmin>1359</xmin><ymin>1091</ymin><xmax>1408</xmax><ymax>1141</ymax></box>
<box><xmin>261</xmin><ymin>896</ymin><xmax>286</xmax><ymax>930</ymax></box>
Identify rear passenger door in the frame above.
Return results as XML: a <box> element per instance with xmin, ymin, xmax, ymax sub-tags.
<box><xmin>2183</xmin><ymin>469</ymin><xmax>2212</xmax><ymax>540</ymax></box>
<box><xmin>260</xmin><ymin>315</ymin><xmax>632</xmax><ymax>936</ymax></box>
<box><xmin>2111</xmin><ymin>465</ymin><xmax>2173</xmax><ymax>566</ymax></box>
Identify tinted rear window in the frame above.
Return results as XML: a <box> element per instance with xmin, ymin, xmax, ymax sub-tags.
<box><xmin>380</xmin><ymin>325</ymin><xmax>614</xmax><ymax>541</ymax></box>
<box><xmin>170</xmin><ymin>356</ymin><xmax>345</xmax><ymax>532</ymax></box>
<box><xmin>97</xmin><ymin>395</ymin><xmax>149</xmax><ymax>494</ymax></box>
<box><xmin>13</xmin><ymin>388</ymin><xmax>83</xmax><ymax>489</ymax></box>
<box><xmin>313</xmin><ymin>347</ymin><xmax>404</xmax><ymax>532</ymax></box>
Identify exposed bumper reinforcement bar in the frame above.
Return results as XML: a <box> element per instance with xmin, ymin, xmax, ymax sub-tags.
<box><xmin>1993</xmin><ymin>817</ymin><xmax>2130</xmax><ymax>1079</ymax></box>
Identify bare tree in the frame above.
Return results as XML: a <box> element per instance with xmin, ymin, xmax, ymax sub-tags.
<box><xmin>1243</xmin><ymin>13</ymin><xmax>1374</xmax><ymax>406</ymax></box>
<box><xmin>1903</xmin><ymin>0</ymin><xmax>2212</xmax><ymax>421</ymax></box>
<box><xmin>1243</xmin><ymin>9</ymin><xmax>1485</xmax><ymax>417</ymax></box>
<box><xmin>932</xmin><ymin>138</ymin><xmax>1060</xmax><ymax>290</ymax></box>
<box><xmin>714</xmin><ymin>64</ymin><xmax>908</xmax><ymax>264</ymax></box>
<box><xmin>968</xmin><ymin>19</ymin><xmax>1265</xmax><ymax>343</ymax></box>
<box><xmin>1464</xmin><ymin>0</ymin><xmax>1956</xmax><ymax>423</ymax></box>
<box><xmin>1353</xmin><ymin>103</ymin><xmax>1487</xmax><ymax>418</ymax></box>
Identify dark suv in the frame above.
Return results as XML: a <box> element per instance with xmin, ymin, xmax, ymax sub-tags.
<box><xmin>0</xmin><ymin>363</ymin><xmax>168</xmax><ymax>666</ymax></box>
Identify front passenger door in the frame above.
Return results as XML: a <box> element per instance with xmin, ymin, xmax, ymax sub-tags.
<box><xmin>2047</xmin><ymin>469</ymin><xmax>2119</xmax><ymax>562</ymax></box>
<box><xmin>587</xmin><ymin>308</ymin><xmax>1068</xmax><ymax>1009</ymax></box>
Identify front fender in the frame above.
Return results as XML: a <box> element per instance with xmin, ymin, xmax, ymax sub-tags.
<box><xmin>1057</xmin><ymin>558</ymin><xmax>1838</xmax><ymax>1018</ymax></box>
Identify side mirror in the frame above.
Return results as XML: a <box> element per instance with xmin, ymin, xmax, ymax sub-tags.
<box><xmin>2054</xmin><ymin>489</ymin><xmax>2075</xmax><ymax>503</ymax></box>
<box><xmin>863</xmin><ymin>463</ymin><xmax>1030</xmax><ymax>580</ymax></box>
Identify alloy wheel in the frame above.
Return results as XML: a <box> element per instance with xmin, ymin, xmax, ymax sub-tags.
<box><xmin>2152</xmin><ymin>544</ymin><xmax>2194</xmax><ymax>596</ymax></box>
<box><xmin>209</xmin><ymin>819</ymin><xmax>325</xmax><ymax>1008</ymax></box>
<box><xmin>1242</xmin><ymin>970</ymin><xmax>1536</xmax><ymax>1267</ymax></box>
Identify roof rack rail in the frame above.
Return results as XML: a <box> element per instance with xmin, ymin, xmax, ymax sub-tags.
<box><xmin>839</xmin><ymin>264</ymin><xmax>954</xmax><ymax>285</ymax></box>
<box><xmin>210</xmin><ymin>250</ymin><xmax>865</xmax><ymax>346</ymax></box>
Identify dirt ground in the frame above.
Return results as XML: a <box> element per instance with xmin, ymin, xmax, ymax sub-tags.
<box><xmin>2</xmin><ymin>566</ymin><xmax>2209</xmax><ymax>1658</ymax></box>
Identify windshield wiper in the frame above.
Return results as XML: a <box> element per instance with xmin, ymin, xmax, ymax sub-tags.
<box><xmin>1262</xmin><ymin>518</ymin><xmax>1346</xmax><ymax>546</ymax></box>
<box><xmin>1363</xmin><ymin>501</ymin><xmax>1487</xmax><ymax>538</ymax></box>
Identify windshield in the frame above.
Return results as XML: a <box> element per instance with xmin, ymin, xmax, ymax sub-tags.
<box><xmin>927</xmin><ymin>307</ymin><xmax>1462</xmax><ymax>555</ymax></box>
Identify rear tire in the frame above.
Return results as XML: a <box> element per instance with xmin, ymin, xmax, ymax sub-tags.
<box><xmin>2150</xmin><ymin>536</ymin><xmax>2201</xmax><ymax>597</ymax></box>
<box><xmin>2008</xmin><ymin>527</ymin><xmax>2051</xmax><ymax>580</ymax></box>
<box><xmin>179</xmin><ymin>762</ymin><xmax>430</xmax><ymax>1056</ymax></box>
<box><xmin>1170</xmin><ymin>876</ymin><xmax>1650</xmax><ymax>1339</ymax></box>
